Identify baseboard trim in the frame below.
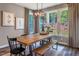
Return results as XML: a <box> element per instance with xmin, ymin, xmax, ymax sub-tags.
<box><xmin>58</xmin><ymin>43</ymin><xmax>79</xmax><ymax>49</ymax></box>
<box><xmin>0</xmin><ymin>44</ymin><xmax>9</xmax><ymax>49</ymax></box>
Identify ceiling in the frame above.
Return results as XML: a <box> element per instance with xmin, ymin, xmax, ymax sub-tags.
<box><xmin>16</xmin><ymin>3</ymin><xmax>61</xmax><ymax>10</ymax></box>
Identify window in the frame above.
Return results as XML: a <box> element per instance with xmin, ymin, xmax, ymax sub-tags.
<box><xmin>39</xmin><ymin>16</ymin><xmax>43</xmax><ymax>32</ymax></box>
<box><xmin>49</xmin><ymin>12</ymin><xmax>57</xmax><ymax>25</ymax></box>
<box><xmin>48</xmin><ymin>9</ymin><xmax>68</xmax><ymax>36</ymax></box>
<box><xmin>60</xmin><ymin>10</ymin><xmax>69</xmax><ymax>37</ymax></box>
<box><xmin>60</xmin><ymin>10</ymin><xmax>68</xmax><ymax>25</ymax></box>
<box><xmin>49</xmin><ymin>12</ymin><xmax>58</xmax><ymax>35</ymax></box>
<box><xmin>28</xmin><ymin>15</ymin><xmax>34</xmax><ymax>34</ymax></box>
<box><xmin>47</xmin><ymin>8</ymin><xmax>68</xmax><ymax>45</ymax></box>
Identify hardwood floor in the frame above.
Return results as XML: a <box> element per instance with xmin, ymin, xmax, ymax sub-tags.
<box><xmin>0</xmin><ymin>47</ymin><xmax>10</xmax><ymax>56</ymax></box>
<box><xmin>0</xmin><ymin>44</ymin><xmax>79</xmax><ymax>56</ymax></box>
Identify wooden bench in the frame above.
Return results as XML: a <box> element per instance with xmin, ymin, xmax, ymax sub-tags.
<box><xmin>33</xmin><ymin>42</ymin><xmax>53</xmax><ymax>56</ymax></box>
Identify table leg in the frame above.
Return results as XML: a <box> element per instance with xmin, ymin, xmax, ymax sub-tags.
<box><xmin>29</xmin><ymin>45</ymin><xmax>33</xmax><ymax>56</ymax></box>
<box><xmin>48</xmin><ymin>37</ymin><xmax>52</xmax><ymax>42</ymax></box>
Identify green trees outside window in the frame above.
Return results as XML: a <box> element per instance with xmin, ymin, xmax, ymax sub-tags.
<box><xmin>60</xmin><ymin>10</ymin><xmax>68</xmax><ymax>25</ymax></box>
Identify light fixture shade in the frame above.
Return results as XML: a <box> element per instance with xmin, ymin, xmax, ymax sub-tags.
<box><xmin>34</xmin><ymin>10</ymin><xmax>45</xmax><ymax>16</ymax></box>
<box><xmin>34</xmin><ymin>12</ymin><xmax>38</xmax><ymax>16</ymax></box>
<box><xmin>34</xmin><ymin>3</ymin><xmax>45</xmax><ymax>16</ymax></box>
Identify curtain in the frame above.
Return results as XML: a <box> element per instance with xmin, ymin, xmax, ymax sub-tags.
<box><xmin>33</xmin><ymin>11</ymin><xmax>40</xmax><ymax>33</ymax></box>
<box><xmin>34</xmin><ymin>15</ymin><xmax>39</xmax><ymax>33</ymax></box>
<box><xmin>24</xmin><ymin>8</ymin><xmax>29</xmax><ymax>34</ymax></box>
<box><xmin>68</xmin><ymin>3</ymin><xmax>79</xmax><ymax>48</ymax></box>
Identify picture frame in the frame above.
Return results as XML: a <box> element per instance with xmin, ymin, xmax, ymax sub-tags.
<box><xmin>15</xmin><ymin>17</ymin><xmax>24</xmax><ymax>30</ymax></box>
<box><xmin>1</xmin><ymin>11</ymin><xmax>15</xmax><ymax>26</ymax></box>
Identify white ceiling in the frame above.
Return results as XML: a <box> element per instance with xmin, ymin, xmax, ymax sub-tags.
<box><xmin>16</xmin><ymin>3</ymin><xmax>61</xmax><ymax>10</ymax></box>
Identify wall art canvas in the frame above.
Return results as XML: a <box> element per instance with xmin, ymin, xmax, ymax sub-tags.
<box><xmin>15</xmin><ymin>17</ymin><xmax>24</xmax><ymax>30</ymax></box>
<box><xmin>2</xmin><ymin>11</ymin><xmax>15</xmax><ymax>26</ymax></box>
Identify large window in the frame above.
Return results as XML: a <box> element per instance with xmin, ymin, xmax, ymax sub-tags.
<box><xmin>28</xmin><ymin>15</ymin><xmax>34</xmax><ymax>34</ymax></box>
<box><xmin>47</xmin><ymin>8</ymin><xmax>69</xmax><ymax>45</ymax></box>
<box><xmin>60</xmin><ymin>10</ymin><xmax>69</xmax><ymax>37</ymax></box>
<box><xmin>48</xmin><ymin>9</ymin><xmax>68</xmax><ymax>36</ymax></box>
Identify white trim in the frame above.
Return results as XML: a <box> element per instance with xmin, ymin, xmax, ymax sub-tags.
<box><xmin>0</xmin><ymin>44</ymin><xmax>9</xmax><ymax>49</ymax></box>
<box><xmin>29</xmin><ymin>10</ymin><xmax>33</xmax><ymax>15</ymax></box>
<box><xmin>45</xmin><ymin>7</ymin><xmax>68</xmax><ymax>13</ymax></box>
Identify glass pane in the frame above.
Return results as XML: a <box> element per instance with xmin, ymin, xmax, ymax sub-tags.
<box><xmin>60</xmin><ymin>10</ymin><xmax>69</xmax><ymax>37</ymax></box>
<box><xmin>49</xmin><ymin>12</ymin><xmax>57</xmax><ymax>35</ymax></box>
<box><xmin>39</xmin><ymin>16</ymin><xmax>43</xmax><ymax>32</ymax></box>
<box><xmin>49</xmin><ymin>12</ymin><xmax>57</xmax><ymax>24</ymax></box>
<box><xmin>28</xmin><ymin>15</ymin><xmax>34</xmax><ymax>34</ymax></box>
<box><xmin>60</xmin><ymin>10</ymin><xmax>68</xmax><ymax>25</ymax></box>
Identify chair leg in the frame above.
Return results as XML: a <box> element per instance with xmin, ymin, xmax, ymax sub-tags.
<box><xmin>19</xmin><ymin>53</ymin><xmax>20</xmax><ymax>56</ymax></box>
<box><xmin>14</xmin><ymin>54</ymin><xmax>17</xmax><ymax>56</ymax></box>
<box><xmin>10</xmin><ymin>53</ymin><xmax>12</xmax><ymax>56</ymax></box>
<box><xmin>33</xmin><ymin>43</ymin><xmax>37</xmax><ymax>49</ymax></box>
<box><xmin>35</xmin><ymin>43</ymin><xmax>37</xmax><ymax>48</ymax></box>
<box><xmin>41</xmin><ymin>40</ymin><xmax>45</xmax><ymax>45</ymax></box>
<box><xmin>56</xmin><ymin>43</ymin><xmax>58</xmax><ymax>50</ymax></box>
<box><xmin>32</xmin><ymin>44</ymin><xmax>35</xmax><ymax>50</ymax></box>
<box><xmin>35</xmin><ymin>53</ymin><xmax>37</xmax><ymax>56</ymax></box>
<box><xmin>42</xmin><ymin>54</ymin><xmax>44</xmax><ymax>56</ymax></box>
<box><xmin>24</xmin><ymin>50</ymin><xmax>26</xmax><ymax>56</ymax></box>
<box><xmin>40</xmin><ymin>41</ymin><xmax>42</xmax><ymax>46</ymax></box>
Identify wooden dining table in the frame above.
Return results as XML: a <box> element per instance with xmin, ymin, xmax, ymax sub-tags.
<box><xmin>17</xmin><ymin>33</ymin><xmax>53</xmax><ymax>56</ymax></box>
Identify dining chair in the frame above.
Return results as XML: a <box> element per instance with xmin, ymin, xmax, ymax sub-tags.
<box><xmin>7</xmin><ymin>36</ymin><xmax>26</xmax><ymax>56</ymax></box>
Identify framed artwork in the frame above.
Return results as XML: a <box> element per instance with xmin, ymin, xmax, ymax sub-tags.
<box><xmin>2</xmin><ymin>11</ymin><xmax>15</xmax><ymax>26</ymax></box>
<box><xmin>15</xmin><ymin>17</ymin><xmax>24</xmax><ymax>30</ymax></box>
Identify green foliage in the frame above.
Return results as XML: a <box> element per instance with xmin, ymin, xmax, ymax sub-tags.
<box><xmin>60</xmin><ymin>10</ymin><xmax>68</xmax><ymax>25</ymax></box>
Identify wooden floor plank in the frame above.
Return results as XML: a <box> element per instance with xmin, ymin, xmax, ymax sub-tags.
<box><xmin>0</xmin><ymin>44</ymin><xmax>79</xmax><ymax>56</ymax></box>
